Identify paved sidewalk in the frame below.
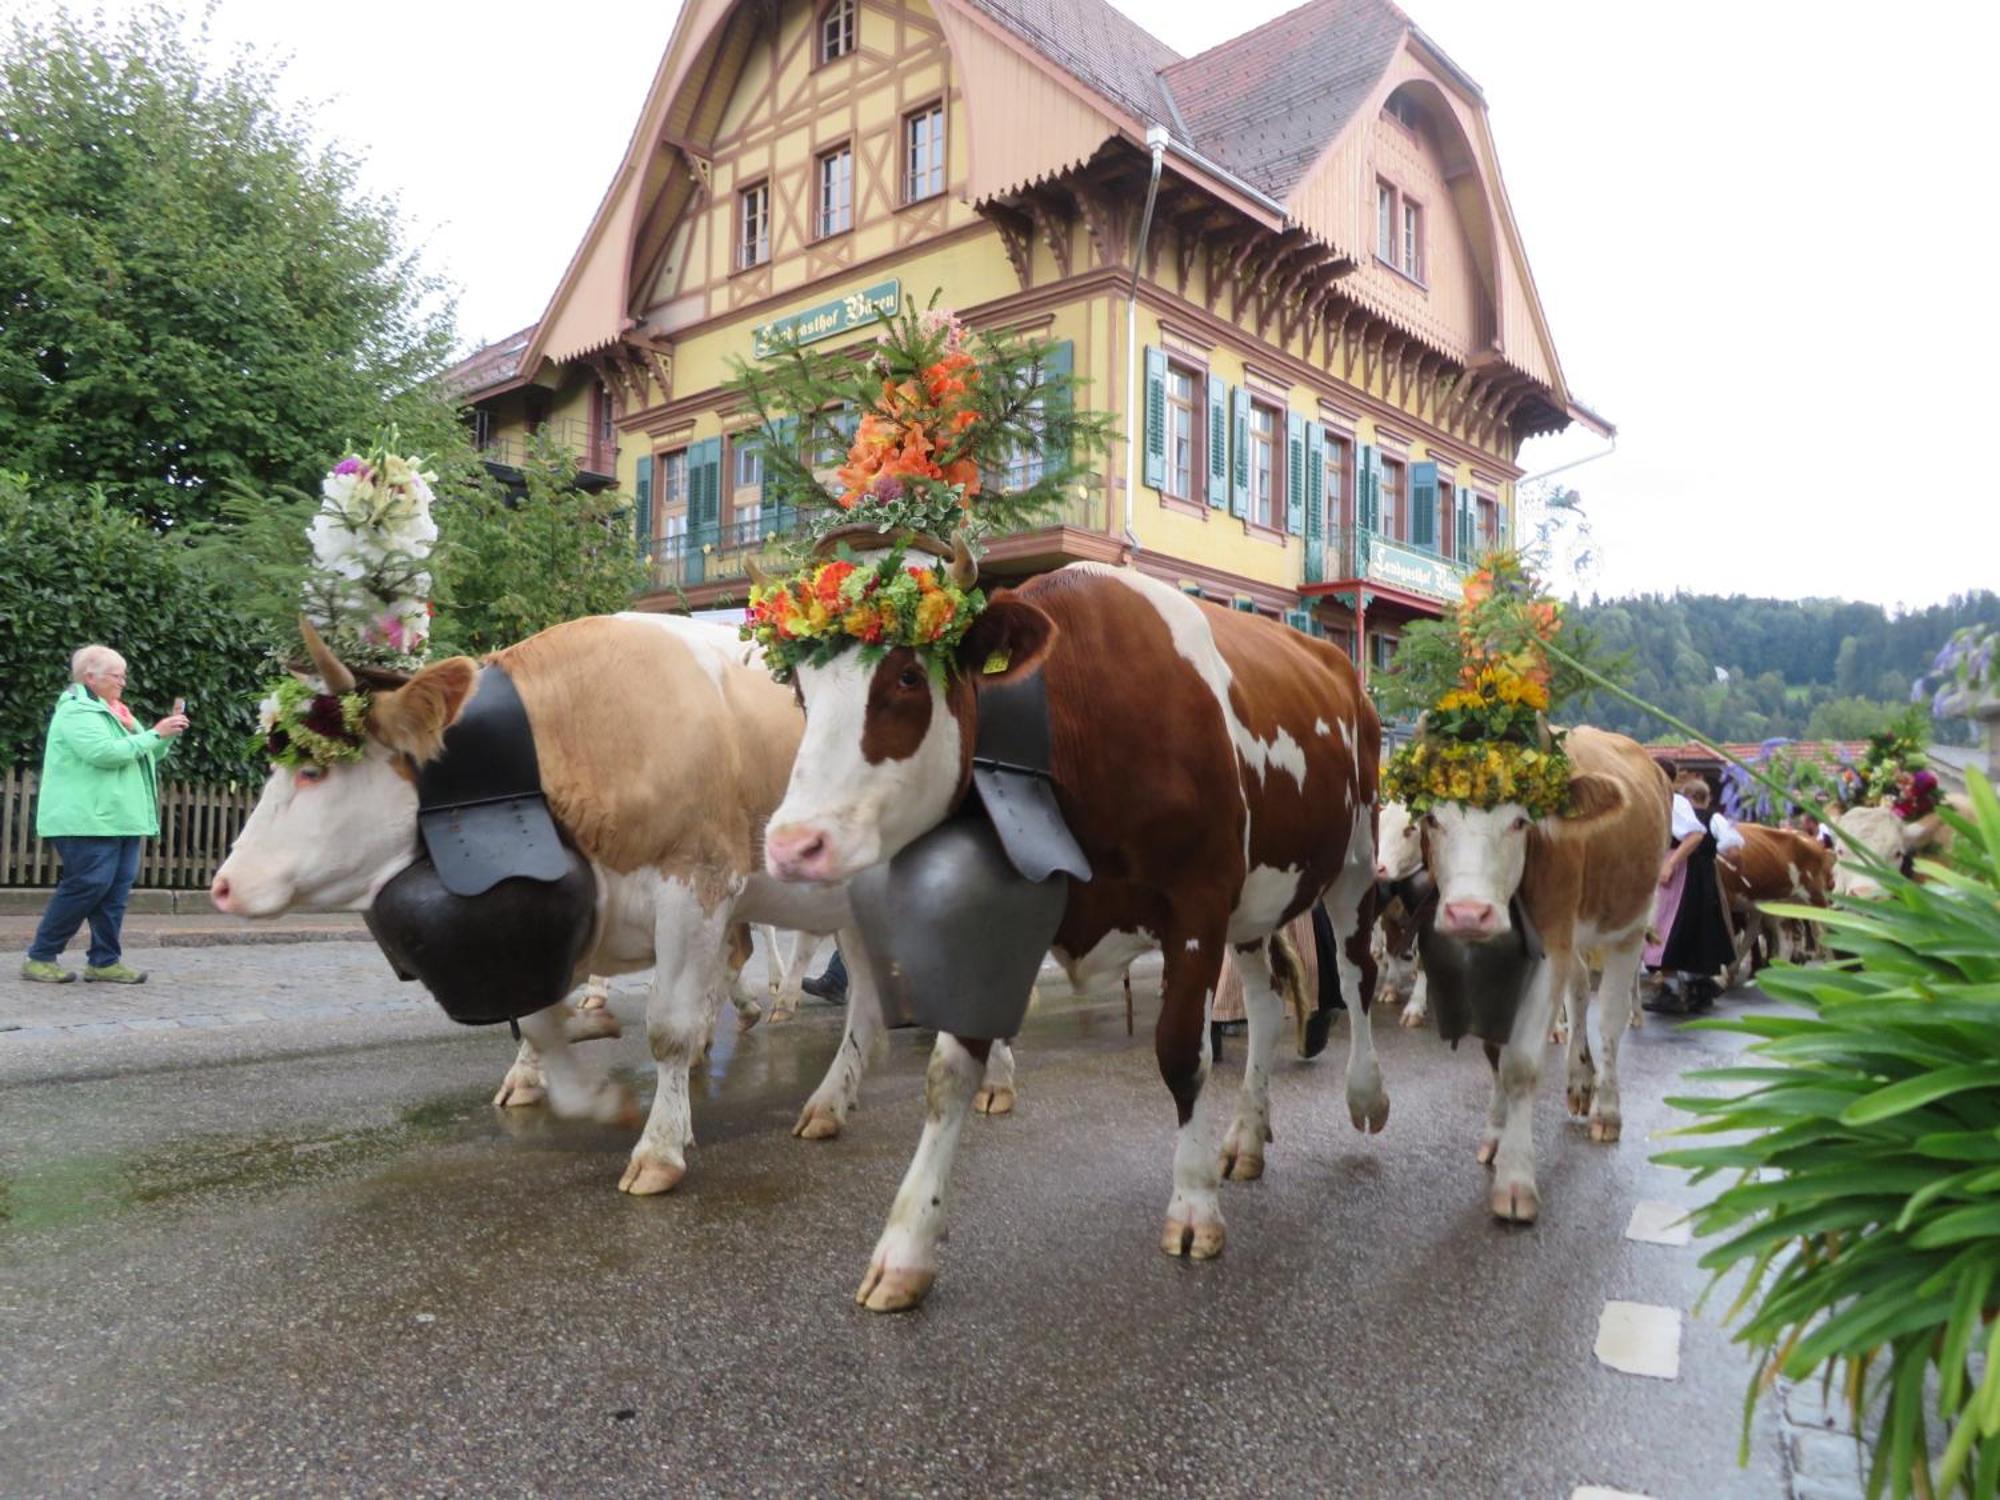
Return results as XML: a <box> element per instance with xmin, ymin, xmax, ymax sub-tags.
<box><xmin>0</xmin><ymin>909</ymin><xmax>368</xmax><ymax>952</ymax></box>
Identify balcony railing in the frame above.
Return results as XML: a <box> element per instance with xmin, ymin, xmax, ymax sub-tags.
<box><xmin>474</xmin><ymin>417</ymin><xmax>614</xmax><ymax>478</ymax></box>
<box><xmin>642</xmin><ymin>489</ymin><xmax>1106</xmax><ymax>595</ymax></box>
<box><xmin>1306</xmin><ymin>526</ymin><xmax>1473</xmax><ymax>602</ymax></box>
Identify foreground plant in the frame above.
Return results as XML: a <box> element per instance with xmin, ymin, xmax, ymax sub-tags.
<box><xmin>1658</xmin><ymin>773</ymin><xmax>2000</xmax><ymax>1498</ymax></box>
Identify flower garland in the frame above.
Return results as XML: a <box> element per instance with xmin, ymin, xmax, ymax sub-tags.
<box><xmin>1381</xmin><ymin>556</ymin><xmax>1578</xmax><ymax>818</ymax></box>
<box><xmin>304</xmin><ymin>437</ymin><xmax>438</xmax><ymax>673</ymax></box>
<box><xmin>744</xmin><ymin>549</ymin><xmax>984</xmax><ymax>683</ymax></box>
<box><xmin>251</xmin><ymin>676</ymin><xmax>369</xmax><ymax>770</ymax></box>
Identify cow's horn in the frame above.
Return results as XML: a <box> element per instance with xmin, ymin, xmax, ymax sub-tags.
<box><xmin>745</xmin><ymin>555</ymin><xmax>775</xmax><ymax>591</ymax></box>
<box><xmin>298</xmin><ymin>615</ymin><xmax>356</xmax><ymax>695</ymax></box>
<box><xmin>947</xmin><ymin>531</ymin><xmax>978</xmax><ymax>590</ymax></box>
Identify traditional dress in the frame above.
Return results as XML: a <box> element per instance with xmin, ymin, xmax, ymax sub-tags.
<box><xmin>1656</xmin><ymin>801</ymin><xmax>1736</xmax><ymax>981</ymax></box>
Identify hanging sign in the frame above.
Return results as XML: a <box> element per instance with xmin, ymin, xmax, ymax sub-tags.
<box><xmin>1366</xmin><ymin>536</ymin><xmax>1465</xmax><ymax>601</ymax></box>
<box><xmin>753</xmin><ymin>280</ymin><xmax>902</xmax><ymax>358</ymax></box>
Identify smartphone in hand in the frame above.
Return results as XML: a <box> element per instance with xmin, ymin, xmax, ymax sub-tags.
<box><xmin>172</xmin><ymin>697</ymin><xmax>186</xmax><ymax>716</ymax></box>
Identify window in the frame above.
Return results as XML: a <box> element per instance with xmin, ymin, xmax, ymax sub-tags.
<box><xmin>1165</xmin><ymin>365</ymin><xmax>1196</xmax><ymax>500</ymax></box>
<box><xmin>818</xmin><ymin>0</ymin><xmax>855</xmax><ymax>64</ymax></box>
<box><xmin>904</xmin><ymin>104</ymin><xmax>945</xmax><ymax>202</ymax></box>
<box><xmin>1380</xmin><ymin>456</ymin><xmax>1405</xmax><ymax>540</ymax></box>
<box><xmin>658</xmin><ymin>449</ymin><xmax>688</xmax><ymax>545</ymax></box>
<box><xmin>1385</xmin><ymin>93</ymin><xmax>1419</xmax><ymax>131</ymax></box>
<box><xmin>1401</xmin><ymin>199</ymin><xmax>1424</xmax><ymax>281</ymax></box>
<box><xmin>817</xmin><ymin>145</ymin><xmax>853</xmax><ymax>238</ymax></box>
<box><xmin>1249</xmin><ymin>403</ymin><xmax>1278</xmax><ymax>530</ymax></box>
<box><xmin>1376</xmin><ymin>181</ymin><xmax>1396</xmax><ymax>264</ymax></box>
<box><xmin>1005</xmin><ymin>399</ymin><xmax>1046</xmax><ymax>490</ymax></box>
<box><xmin>738</xmin><ymin>181</ymin><xmax>769</xmax><ymax>269</ymax></box>
<box><xmin>729</xmin><ymin>436</ymin><xmax>764</xmax><ymax>534</ymax></box>
<box><xmin>1370</xmin><ymin>631</ymin><xmax>1399</xmax><ymax>675</ymax></box>
<box><xmin>1477</xmin><ymin>495</ymin><xmax>1499</xmax><ymax>552</ymax></box>
<box><xmin>1323</xmin><ymin>433</ymin><xmax>1349</xmax><ymax>533</ymax></box>
<box><xmin>588</xmin><ymin>385</ymin><xmax>615</xmax><ymax>473</ymax></box>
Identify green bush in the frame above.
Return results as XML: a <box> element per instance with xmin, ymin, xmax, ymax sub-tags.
<box><xmin>0</xmin><ymin>473</ymin><xmax>267</xmax><ymax>783</ymax></box>
<box><xmin>1661</xmin><ymin>775</ymin><xmax>2000</xmax><ymax>1498</ymax></box>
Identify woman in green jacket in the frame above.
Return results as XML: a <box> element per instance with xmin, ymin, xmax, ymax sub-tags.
<box><xmin>21</xmin><ymin>645</ymin><xmax>188</xmax><ymax>984</ymax></box>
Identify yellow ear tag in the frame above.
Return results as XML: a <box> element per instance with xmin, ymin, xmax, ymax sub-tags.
<box><xmin>981</xmin><ymin>648</ymin><xmax>1011</xmax><ymax>675</ymax></box>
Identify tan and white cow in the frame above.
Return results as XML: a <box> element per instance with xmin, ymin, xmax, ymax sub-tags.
<box><xmin>1718</xmin><ymin>823</ymin><xmax>1834</xmax><ymax>982</ymax></box>
<box><xmin>1832</xmin><ymin>799</ymin><xmax>1970</xmax><ymax>901</ymax></box>
<box><xmin>1413</xmin><ymin>727</ymin><xmax>1668</xmax><ymax>1223</ymax></box>
<box><xmin>209</xmin><ymin>613</ymin><xmax>1007</xmax><ymax>1193</ymax></box>
<box><xmin>762</xmin><ymin>557</ymin><xmax>1386</xmax><ymax>1311</ymax></box>
<box><xmin>1371</xmin><ymin>801</ymin><xmax>1431</xmax><ymax>1029</ymax></box>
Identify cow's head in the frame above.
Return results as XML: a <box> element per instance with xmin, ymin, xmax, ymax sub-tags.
<box><xmin>764</xmin><ymin>545</ymin><xmax>1056</xmax><ymax>884</ymax></box>
<box><xmin>211</xmin><ymin>627</ymin><xmax>478</xmax><ymax>916</ymax></box>
<box><xmin>1375</xmin><ymin>800</ymin><xmax>1424</xmax><ymax>883</ymax></box>
<box><xmin>1422</xmin><ymin>770</ymin><xmax>1628</xmax><ymax>942</ymax></box>
<box><xmin>1831</xmin><ymin>805</ymin><xmax>1903</xmax><ymax>902</ymax></box>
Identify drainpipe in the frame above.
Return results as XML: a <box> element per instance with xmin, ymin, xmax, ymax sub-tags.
<box><xmin>1122</xmin><ymin>126</ymin><xmax>1170</xmax><ymax>555</ymax></box>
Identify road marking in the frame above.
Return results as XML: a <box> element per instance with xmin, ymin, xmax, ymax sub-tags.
<box><xmin>1624</xmin><ymin>1200</ymin><xmax>1692</xmax><ymax>1247</ymax></box>
<box><xmin>1595</xmin><ymin>1301</ymin><xmax>1681</xmax><ymax>1380</ymax></box>
<box><xmin>1572</xmin><ymin>1488</ymin><xmax>1657</xmax><ymax>1500</ymax></box>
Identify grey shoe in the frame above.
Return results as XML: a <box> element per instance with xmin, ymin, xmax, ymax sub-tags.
<box><xmin>20</xmin><ymin>959</ymin><xmax>76</xmax><ymax>984</ymax></box>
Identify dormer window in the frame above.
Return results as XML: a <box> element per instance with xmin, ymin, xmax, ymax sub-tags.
<box><xmin>1375</xmin><ymin>177</ymin><xmax>1425</xmax><ymax>286</ymax></box>
<box><xmin>819</xmin><ymin>0</ymin><xmax>855</xmax><ymax>65</ymax></box>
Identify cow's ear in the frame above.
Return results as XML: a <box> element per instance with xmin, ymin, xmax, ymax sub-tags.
<box><xmin>367</xmin><ymin>658</ymin><xmax>478</xmax><ymax>763</ymax></box>
<box><xmin>1558</xmin><ymin>772</ymin><xmax>1627</xmax><ymax>832</ymax></box>
<box><xmin>955</xmin><ymin>597</ymin><xmax>1056</xmax><ymax>685</ymax></box>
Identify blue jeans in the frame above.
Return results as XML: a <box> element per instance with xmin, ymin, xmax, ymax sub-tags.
<box><xmin>29</xmin><ymin>836</ymin><xmax>142</xmax><ymax>968</ymax></box>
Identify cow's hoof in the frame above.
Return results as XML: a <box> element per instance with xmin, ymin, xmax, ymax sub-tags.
<box><xmin>1222</xmin><ymin>1149</ymin><xmax>1264</xmax><ymax>1181</ymax></box>
<box><xmin>1588</xmin><ymin>1114</ymin><xmax>1622</xmax><ymax>1143</ymax></box>
<box><xmin>973</xmin><ymin>1085</ymin><xmax>1015</xmax><ymax>1116</ymax></box>
<box><xmin>765</xmin><ymin>1002</ymin><xmax>797</xmax><ymax>1026</ymax></box>
<box><xmin>577</xmin><ymin>990</ymin><xmax>608</xmax><ymax>1011</ymax></box>
<box><xmin>856</xmin><ymin>1262</ymin><xmax>934</xmax><ymax>1313</ymax></box>
<box><xmin>1398</xmin><ymin>1004</ymin><xmax>1427</xmax><ymax>1029</ymax></box>
<box><xmin>1348</xmin><ymin>1082</ymin><xmax>1390</xmax><ymax>1135</ymax></box>
<box><xmin>492</xmin><ymin>1064</ymin><xmax>545</xmax><ymax>1109</ymax></box>
<box><xmin>1547</xmin><ymin>1023</ymin><xmax>1569</xmax><ymax>1048</ymax></box>
<box><xmin>565</xmin><ymin>1006</ymin><xmax>621</xmax><ymax>1043</ymax></box>
<box><xmin>735</xmin><ymin>1004</ymin><xmax>764</xmax><ymax>1034</ymax></box>
<box><xmin>793</xmin><ymin>1102</ymin><xmax>843</xmax><ymax>1141</ymax></box>
<box><xmin>1475</xmin><ymin>1136</ymin><xmax>1499</xmax><ymax>1167</ymax></box>
<box><xmin>1160</xmin><ymin>1215</ymin><xmax>1225</xmax><ymax>1260</ymax></box>
<box><xmin>618</xmin><ymin>1153</ymin><xmax>685</xmax><ymax>1196</ymax></box>
<box><xmin>1566</xmin><ymin>1083</ymin><xmax>1595</xmax><ymax>1119</ymax></box>
<box><xmin>1490</xmin><ymin>1179</ymin><xmax>1540</xmax><ymax>1224</ymax></box>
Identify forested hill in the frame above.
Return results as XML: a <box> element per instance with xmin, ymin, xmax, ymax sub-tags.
<box><xmin>1561</xmin><ymin>591</ymin><xmax>2000</xmax><ymax>744</ymax></box>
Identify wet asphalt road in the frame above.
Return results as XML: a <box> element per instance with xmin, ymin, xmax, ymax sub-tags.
<box><xmin>0</xmin><ymin>945</ymin><xmax>1792</xmax><ymax>1498</ymax></box>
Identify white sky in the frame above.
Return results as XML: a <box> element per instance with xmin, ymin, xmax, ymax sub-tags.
<box><xmin>14</xmin><ymin>0</ymin><xmax>1996</xmax><ymax>610</ymax></box>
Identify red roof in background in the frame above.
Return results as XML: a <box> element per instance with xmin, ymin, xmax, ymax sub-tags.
<box><xmin>1646</xmin><ymin>741</ymin><xmax>1868</xmax><ymax>770</ymax></box>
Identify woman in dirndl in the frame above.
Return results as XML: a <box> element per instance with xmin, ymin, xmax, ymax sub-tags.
<box><xmin>1644</xmin><ymin>779</ymin><xmax>1737</xmax><ymax>1014</ymax></box>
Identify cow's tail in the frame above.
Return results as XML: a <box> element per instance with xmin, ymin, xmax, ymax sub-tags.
<box><xmin>1300</xmin><ymin>900</ymin><xmax>1345</xmax><ymax>1059</ymax></box>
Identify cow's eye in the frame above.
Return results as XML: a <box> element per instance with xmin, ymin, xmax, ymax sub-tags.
<box><xmin>1422</xmin><ymin>812</ymin><xmax>1439</xmax><ymax>829</ymax></box>
<box><xmin>295</xmin><ymin>765</ymin><xmax>327</xmax><ymax>787</ymax></box>
<box><xmin>897</xmin><ymin>665</ymin><xmax>925</xmax><ymax>691</ymax></box>
<box><xmin>1510</xmin><ymin>815</ymin><xmax>1530</xmax><ymax>832</ymax></box>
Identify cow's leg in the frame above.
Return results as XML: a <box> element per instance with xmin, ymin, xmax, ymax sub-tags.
<box><xmin>1398</xmin><ymin>963</ymin><xmax>1429</xmax><ymax>1028</ymax></box>
<box><xmin>1326</xmin><ymin>856</ymin><xmax>1388</xmax><ymax>1134</ymax></box>
<box><xmin>974</xmin><ymin>1038</ymin><xmax>1018</xmax><ymax>1116</ymax></box>
<box><xmin>1586</xmin><ymin>939</ymin><xmax>1642</xmax><ymax>1144</ymax></box>
<box><xmin>493</xmin><ymin>998</ymin><xmax>623</xmax><ymax>1107</ymax></box>
<box><xmin>857</xmin><ymin>1032</ymin><xmax>990</xmax><ymax>1313</ymax></box>
<box><xmin>764</xmin><ymin>927</ymin><xmax>820</xmax><ymax>1025</ymax></box>
<box><xmin>1159</xmin><ymin>920</ymin><xmax>1229</xmax><ymax>1259</ymax></box>
<box><xmin>1220</xmin><ymin>941</ymin><xmax>1284</xmax><ymax>1181</ymax></box>
<box><xmin>1564</xmin><ymin>956</ymin><xmax>1597</xmax><ymax>1119</ymax></box>
<box><xmin>620</xmin><ymin>886</ymin><xmax>730</xmax><ymax>1196</ymax></box>
<box><xmin>1488</xmin><ymin>956</ymin><xmax>1558</xmax><ymax>1223</ymax></box>
<box><xmin>794</xmin><ymin>928</ymin><xmax>882</xmax><ymax>1140</ymax></box>
<box><xmin>514</xmin><ymin>1002</ymin><xmax>637</xmax><ymax>1125</ymax></box>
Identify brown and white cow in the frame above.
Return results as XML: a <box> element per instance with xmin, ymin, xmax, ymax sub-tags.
<box><xmin>762</xmin><ymin>558</ymin><xmax>1386</xmax><ymax>1311</ymax></box>
<box><xmin>1832</xmin><ymin>798</ymin><xmax>1970</xmax><ymax>901</ymax></box>
<box><xmin>1413</xmin><ymin>727</ymin><xmax>1668</xmax><ymax>1223</ymax></box>
<box><xmin>1372</xmin><ymin>800</ymin><xmax>1430</xmax><ymax>1029</ymax></box>
<box><xmin>209</xmin><ymin>613</ymin><xmax>1008</xmax><ymax>1194</ymax></box>
<box><xmin>1718</xmin><ymin>823</ymin><xmax>1834</xmax><ymax>981</ymax></box>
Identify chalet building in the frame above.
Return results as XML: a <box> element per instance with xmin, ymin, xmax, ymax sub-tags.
<box><xmin>450</xmin><ymin>0</ymin><xmax>1608</xmax><ymax>678</ymax></box>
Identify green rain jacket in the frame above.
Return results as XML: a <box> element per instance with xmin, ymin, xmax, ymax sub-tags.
<box><xmin>34</xmin><ymin>683</ymin><xmax>174</xmax><ymax>837</ymax></box>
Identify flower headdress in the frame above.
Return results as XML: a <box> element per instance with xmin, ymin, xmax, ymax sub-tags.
<box><xmin>744</xmin><ymin>536</ymin><xmax>984</xmax><ymax>685</ymax></box>
<box><xmin>1380</xmin><ymin>557</ymin><xmax>1581</xmax><ymax>820</ymax></box>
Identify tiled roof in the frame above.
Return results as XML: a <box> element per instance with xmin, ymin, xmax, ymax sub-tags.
<box><xmin>1161</xmin><ymin>0</ymin><xmax>1408</xmax><ymax>198</ymax></box>
<box><xmin>969</xmin><ymin>0</ymin><xmax>1414</xmax><ymax>200</ymax></box>
<box><xmin>443</xmin><ymin>324</ymin><xmax>537</xmax><ymax>397</ymax></box>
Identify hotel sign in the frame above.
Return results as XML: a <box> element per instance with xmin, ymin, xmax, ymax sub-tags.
<box><xmin>1364</xmin><ymin>537</ymin><xmax>1465</xmax><ymax>601</ymax></box>
<box><xmin>753</xmin><ymin>279</ymin><xmax>902</xmax><ymax>358</ymax></box>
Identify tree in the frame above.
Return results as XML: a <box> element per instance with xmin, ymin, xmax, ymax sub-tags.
<box><xmin>0</xmin><ymin>6</ymin><xmax>458</xmax><ymax>527</ymax></box>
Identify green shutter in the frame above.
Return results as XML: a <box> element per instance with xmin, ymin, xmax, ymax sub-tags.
<box><xmin>1206</xmin><ymin>373</ymin><xmax>1228</xmax><ymax>506</ymax></box>
<box><xmin>1285</xmin><ymin>412</ymin><xmax>1307</xmax><ymax>536</ymax></box>
<box><xmin>1303</xmin><ymin>421</ymin><xmax>1326</xmax><ymax>582</ymax></box>
<box><xmin>687</xmin><ymin>437</ymin><xmax>721</xmax><ymax>586</ymax></box>
<box><xmin>1497</xmin><ymin>494</ymin><xmax>1510</xmax><ymax>552</ymax></box>
<box><xmin>1409</xmin><ymin>461</ymin><xmax>1438</xmax><ymax>551</ymax></box>
<box><xmin>1284</xmin><ymin>608</ymin><xmax>1314</xmax><ymax>634</ymax></box>
<box><xmin>1142</xmin><ymin>346</ymin><xmax>1167</xmax><ymax>491</ymax></box>
<box><xmin>1456</xmin><ymin>485</ymin><xmax>1474</xmax><ymax>560</ymax></box>
<box><xmin>634</xmin><ymin>454</ymin><xmax>653</xmax><ymax>559</ymax></box>
<box><xmin>1230</xmin><ymin>385</ymin><xmax>1250</xmax><ymax>518</ymax></box>
<box><xmin>1358</xmin><ymin>444</ymin><xmax>1381</xmax><ymax>532</ymax></box>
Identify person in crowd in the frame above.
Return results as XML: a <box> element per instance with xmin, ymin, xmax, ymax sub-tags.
<box><xmin>20</xmin><ymin>646</ymin><xmax>187</xmax><ymax>984</ymax></box>
<box><xmin>1644</xmin><ymin>779</ymin><xmax>1737</xmax><ymax>1014</ymax></box>
<box><xmin>800</xmin><ymin>945</ymin><xmax>847</xmax><ymax>1004</ymax></box>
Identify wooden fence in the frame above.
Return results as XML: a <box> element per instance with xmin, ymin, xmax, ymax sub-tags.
<box><xmin>1</xmin><ymin>766</ymin><xmax>259</xmax><ymax>889</ymax></box>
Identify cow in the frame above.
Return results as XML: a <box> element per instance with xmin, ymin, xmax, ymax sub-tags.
<box><xmin>760</xmin><ymin>557</ymin><xmax>1386</xmax><ymax>1312</ymax></box>
<box><xmin>1717</xmin><ymin>823</ymin><xmax>1834</xmax><ymax>982</ymax></box>
<box><xmin>1410</xmin><ymin>726</ymin><xmax>1667</xmax><ymax>1223</ymax></box>
<box><xmin>208</xmin><ymin>613</ymin><xmax>1014</xmax><ymax>1194</ymax></box>
<box><xmin>1372</xmin><ymin>801</ymin><xmax>1430</xmax><ymax>1030</ymax></box>
<box><xmin>1832</xmin><ymin>798</ymin><xmax>1970</xmax><ymax>901</ymax></box>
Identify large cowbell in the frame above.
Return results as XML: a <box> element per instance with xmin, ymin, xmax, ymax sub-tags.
<box><xmin>364</xmin><ymin>665</ymin><xmax>595</xmax><ymax>1026</ymax></box>
<box><xmin>847</xmin><ymin>672</ymin><xmax>1090</xmax><ymax>1040</ymax></box>
<box><xmin>1416</xmin><ymin>896</ymin><xmax>1547</xmax><ymax>1048</ymax></box>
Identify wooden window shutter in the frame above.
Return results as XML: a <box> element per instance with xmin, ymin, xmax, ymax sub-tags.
<box><xmin>1304</xmin><ymin>422</ymin><xmax>1325</xmax><ymax>542</ymax></box>
<box><xmin>1456</xmin><ymin>485</ymin><xmax>1473</xmax><ymax>560</ymax></box>
<box><xmin>1142</xmin><ymin>347</ymin><xmax>1167</xmax><ymax>491</ymax></box>
<box><xmin>1358</xmin><ymin>444</ymin><xmax>1381</xmax><ymax>533</ymax></box>
<box><xmin>1230</xmin><ymin>385</ymin><xmax>1250</xmax><ymax>518</ymax></box>
<box><xmin>1409</xmin><ymin>461</ymin><xmax>1438</xmax><ymax>550</ymax></box>
<box><xmin>633</xmin><ymin>455</ymin><xmax>653</xmax><ymax>558</ymax></box>
<box><xmin>1206</xmin><ymin>373</ymin><xmax>1228</xmax><ymax>506</ymax></box>
<box><xmin>1285</xmin><ymin>413</ymin><xmax>1307</xmax><ymax>536</ymax></box>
